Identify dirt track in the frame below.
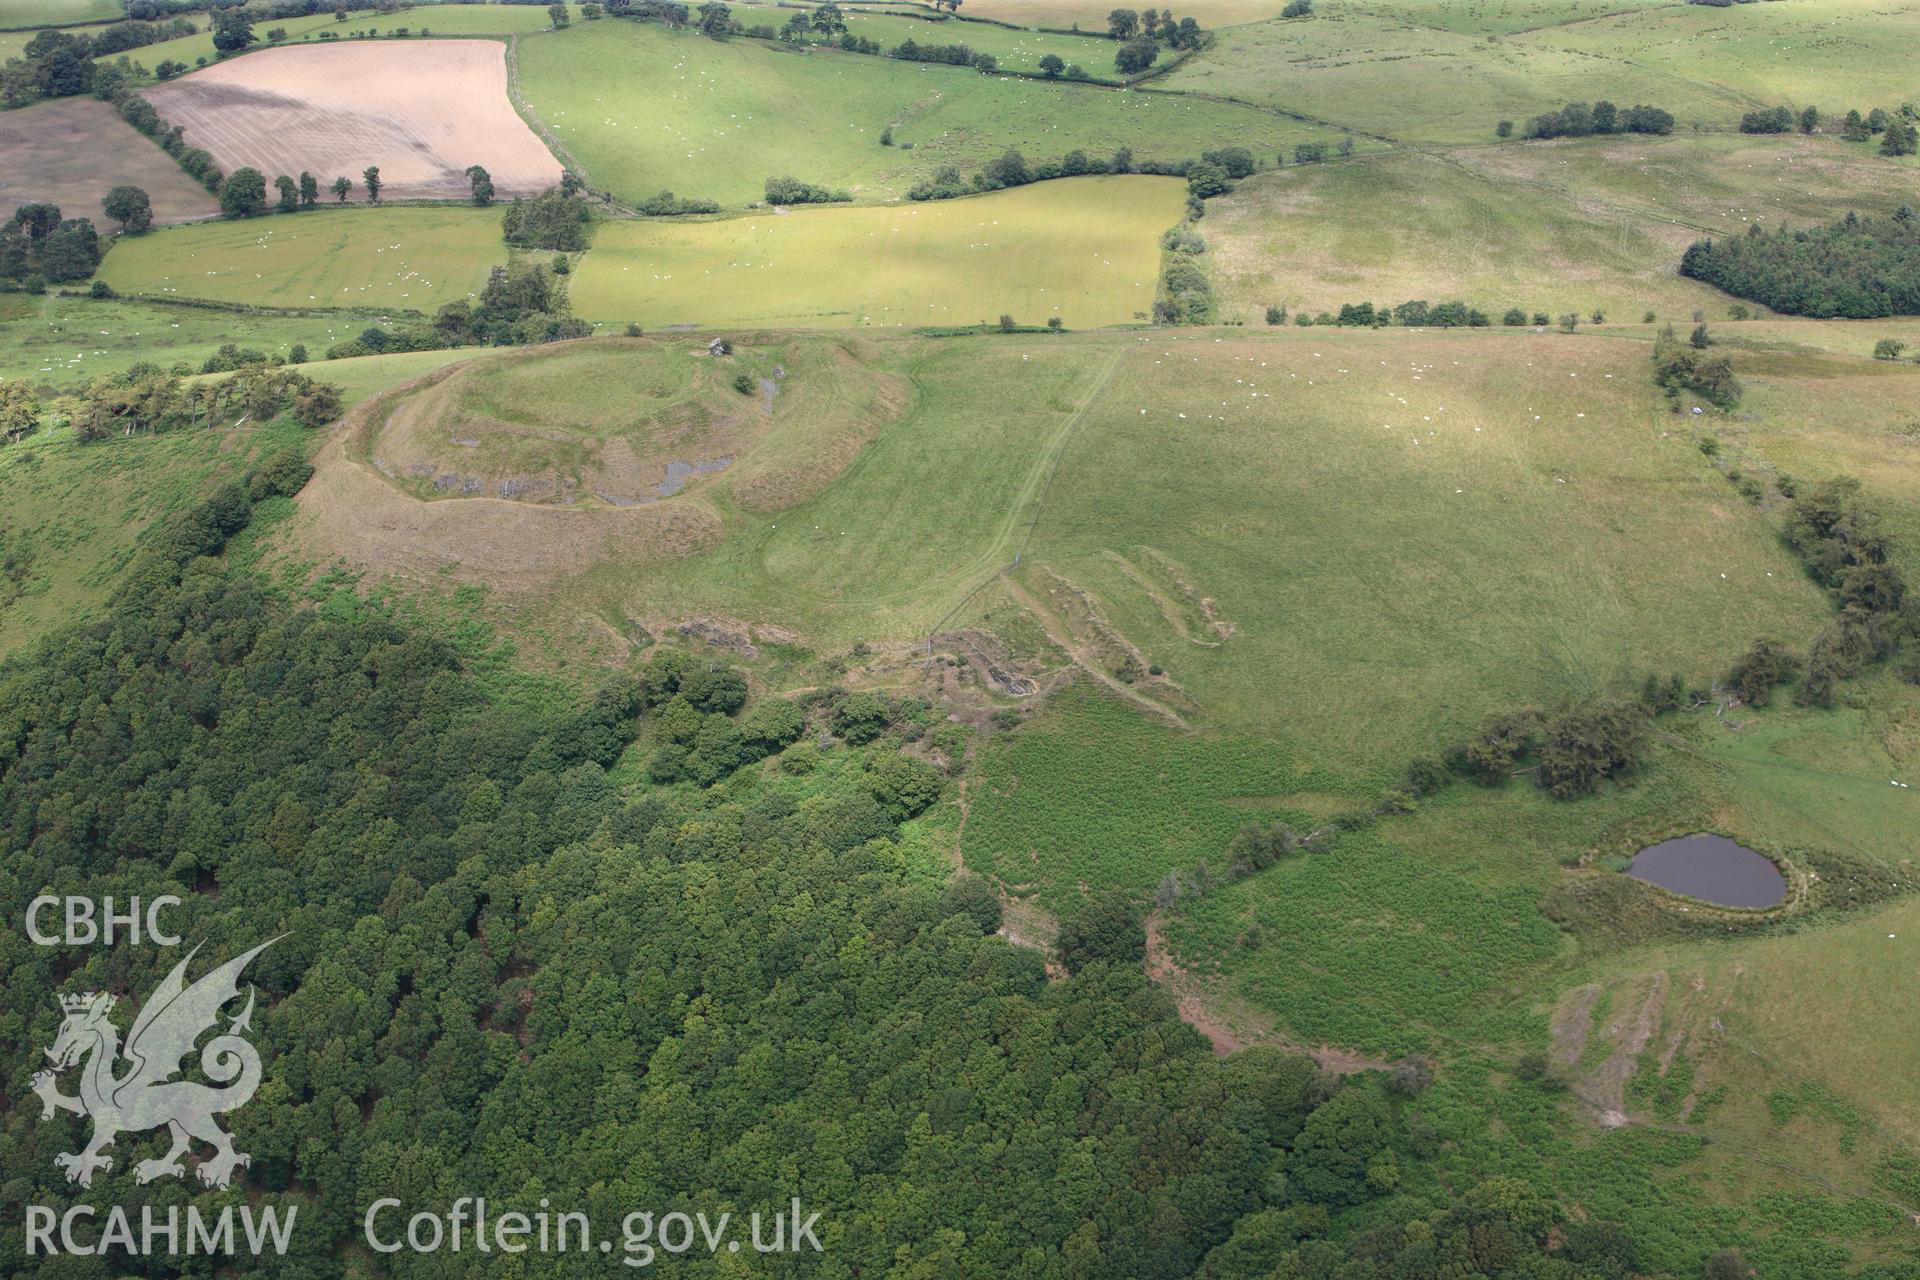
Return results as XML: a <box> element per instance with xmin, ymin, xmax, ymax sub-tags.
<box><xmin>145</xmin><ymin>40</ymin><xmax>562</xmax><ymax>201</ymax></box>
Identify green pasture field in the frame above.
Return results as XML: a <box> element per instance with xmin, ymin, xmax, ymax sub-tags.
<box><xmin>921</xmin><ymin>0</ymin><xmax>1291</xmax><ymax>31</ymax></box>
<box><xmin>1511</xmin><ymin>0</ymin><xmax>1920</xmax><ymax>124</ymax></box>
<box><xmin>737</xmin><ymin>1</ymin><xmax>1118</xmax><ymax>76</ymax></box>
<box><xmin>571</xmin><ymin>175</ymin><xmax>1182</xmax><ymax>329</ymax></box>
<box><xmin>0</xmin><ymin>0</ymin><xmax>115</xmax><ymax>28</ymax></box>
<box><xmin>1723</xmin><ymin>346</ymin><xmax>1920</xmax><ymax>582</ymax></box>
<box><xmin>1345</xmin><ymin>0</ymin><xmax>1672</xmax><ymax>36</ymax></box>
<box><xmin>1203</xmin><ymin>134</ymin><xmax>1920</xmax><ymax>323</ymax></box>
<box><xmin>123</xmin><ymin>3</ymin><xmax>559</xmax><ymax>71</ymax></box>
<box><xmin>93</xmin><ymin>206</ymin><xmax>505</xmax><ymax>310</ymax></box>
<box><xmin>1010</xmin><ymin>328</ymin><xmax>1830</xmax><ymax>772</ymax></box>
<box><xmin>513</xmin><ymin>19</ymin><xmax>1339</xmax><ymax>205</ymax></box>
<box><xmin>1159</xmin><ymin>8</ymin><xmax>1750</xmax><ymax>144</ymax></box>
<box><xmin>0</xmin><ymin>293</ymin><xmax>356</xmax><ymax>393</ymax></box>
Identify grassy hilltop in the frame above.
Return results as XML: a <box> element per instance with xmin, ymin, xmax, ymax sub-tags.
<box><xmin>5</xmin><ymin>0</ymin><xmax>1920</xmax><ymax>1273</ymax></box>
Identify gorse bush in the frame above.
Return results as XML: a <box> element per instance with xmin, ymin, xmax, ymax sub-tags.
<box><xmin>764</xmin><ymin>175</ymin><xmax>851</xmax><ymax>205</ymax></box>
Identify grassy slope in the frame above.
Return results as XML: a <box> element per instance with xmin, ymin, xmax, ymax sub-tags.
<box><xmin>0</xmin><ymin>293</ymin><xmax>361</xmax><ymax>393</ymax></box>
<box><xmin>1161</xmin><ymin>0</ymin><xmax>1920</xmax><ymax>144</ymax></box>
<box><xmin>593</xmin><ymin>333</ymin><xmax>1120</xmax><ymax>632</ymax></box>
<box><xmin>513</xmin><ymin>19</ymin><xmax>1336</xmax><ymax>204</ymax></box>
<box><xmin>94</xmin><ymin>207</ymin><xmax>505</xmax><ymax>311</ymax></box>
<box><xmin>1202</xmin><ymin>133</ymin><xmax>1920</xmax><ymax>322</ymax></box>
<box><xmin>0</xmin><ymin>0</ymin><xmax>115</xmax><ymax>27</ymax></box>
<box><xmin>920</xmin><ymin>0</ymin><xmax>1292</xmax><ymax>29</ymax></box>
<box><xmin>1345</xmin><ymin>0</ymin><xmax>1675</xmax><ymax>36</ymax></box>
<box><xmin>734</xmin><ymin>2</ymin><xmax>1120</xmax><ymax>75</ymax></box>
<box><xmin>1512</xmin><ymin>0</ymin><xmax>1920</xmax><ymax>123</ymax></box>
<box><xmin>571</xmin><ymin>175</ymin><xmax>1182</xmax><ymax>328</ymax></box>
<box><xmin>0</xmin><ymin>416</ymin><xmax>309</xmax><ymax>657</ymax></box>
<box><xmin>126</xmin><ymin>3</ymin><xmax>558</xmax><ymax>70</ymax></box>
<box><xmin>1015</xmin><ymin>328</ymin><xmax>1830</xmax><ymax>770</ymax></box>
<box><xmin>1158</xmin><ymin>9</ymin><xmax>1750</xmax><ymax>144</ymax></box>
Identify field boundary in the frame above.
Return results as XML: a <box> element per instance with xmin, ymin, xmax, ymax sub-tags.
<box><xmin>502</xmin><ymin>32</ymin><xmax>639</xmax><ymax>215</ymax></box>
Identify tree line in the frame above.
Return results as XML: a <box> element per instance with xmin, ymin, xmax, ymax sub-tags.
<box><xmin>0</xmin><ymin>451</ymin><xmax>1656</xmax><ymax>1280</ymax></box>
<box><xmin>1679</xmin><ymin>207</ymin><xmax>1920</xmax><ymax>318</ymax></box>
<box><xmin>1516</xmin><ymin>100</ymin><xmax>1675</xmax><ymax>140</ymax></box>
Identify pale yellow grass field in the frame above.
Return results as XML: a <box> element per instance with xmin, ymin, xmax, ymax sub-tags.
<box><xmin>570</xmin><ymin>176</ymin><xmax>1186</xmax><ymax>329</ymax></box>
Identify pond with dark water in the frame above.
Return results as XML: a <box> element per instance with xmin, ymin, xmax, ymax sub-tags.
<box><xmin>1627</xmin><ymin>833</ymin><xmax>1786</xmax><ymax>909</ymax></box>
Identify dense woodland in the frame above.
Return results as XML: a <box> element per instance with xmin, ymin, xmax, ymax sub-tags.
<box><xmin>0</xmin><ymin>453</ymin><xmax>1655</xmax><ymax>1278</ymax></box>
<box><xmin>1680</xmin><ymin>209</ymin><xmax>1920</xmax><ymax>318</ymax></box>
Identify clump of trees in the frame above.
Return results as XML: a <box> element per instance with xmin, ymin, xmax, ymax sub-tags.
<box><xmin>502</xmin><ymin>183</ymin><xmax>593</xmax><ymax>249</ymax></box>
<box><xmin>69</xmin><ymin>361</ymin><xmax>342</xmax><ymax>440</ymax></box>
<box><xmin>1451</xmin><ymin>699</ymin><xmax>1651</xmax><ymax>798</ymax></box>
<box><xmin>1679</xmin><ymin>208</ymin><xmax>1920</xmax><ymax>318</ymax></box>
<box><xmin>605</xmin><ymin>0</ymin><xmax>692</xmax><ymax>20</ymax></box>
<box><xmin>637</xmin><ymin>189</ymin><xmax>721</xmax><ymax>215</ymax></box>
<box><xmin>1105</xmin><ymin>8</ymin><xmax>1206</xmax><ymax>73</ymax></box>
<box><xmin>0</xmin><ymin>203</ymin><xmax>102</xmax><ymax>285</ymax></box>
<box><xmin>1650</xmin><ymin>323</ymin><xmax>1742</xmax><ymax>408</ymax></box>
<box><xmin>334</xmin><ymin>259</ymin><xmax>590</xmax><ymax>356</ymax></box>
<box><xmin>218</xmin><ymin>166</ymin><xmax>268</xmax><ymax>218</ymax></box>
<box><xmin>1739</xmin><ymin>104</ymin><xmax>1794</xmax><ymax>134</ymax></box>
<box><xmin>1835</xmin><ymin>104</ymin><xmax>1920</xmax><ymax>154</ymax></box>
<box><xmin>1729</xmin><ymin>637</ymin><xmax>1799</xmax><ymax>706</ymax></box>
<box><xmin>1157</xmin><ymin>256</ymin><xmax>1213</xmax><ymax>323</ymax></box>
<box><xmin>466</xmin><ymin>164</ymin><xmax>495</xmax><ymax>206</ymax></box>
<box><xmin>1525</xmin><ymin>100</ymin><xmax>1675</xmax><ymax>139</ymax></box>
<box><xmin>0</xmin><ymin>380</ymin><xmax>39</xmax><ymax>446</ymax></box>
<box><xmin>764</xmin><ymin>175</ymin><xmax>851</xmax><ymax>205</ymax></box>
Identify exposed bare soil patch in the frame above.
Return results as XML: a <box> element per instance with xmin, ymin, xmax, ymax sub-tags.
<box><xmin>284</xmin><ymin>362</ymin><xmax>724</xmax><ymax>594</ymax></box>
<box><xmin>145</xmin><ymin>41</ymin><xmax>561</xmax><ymax>201</ymax></box>
<box><xmin>0</xmin><ymin>97</ymin><xmax>219</xmax><ymax>226</ymax></box>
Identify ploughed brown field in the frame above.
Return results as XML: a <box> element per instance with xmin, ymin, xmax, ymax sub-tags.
<box><xmin>0</xmin><ymin>97</ymin><xmax>220</xmax><ymax>226</ymax></box>
<box><xmin>143</xmin><ymin>40</ymin><xmax>563</xmax><ymax>202</ymax></box>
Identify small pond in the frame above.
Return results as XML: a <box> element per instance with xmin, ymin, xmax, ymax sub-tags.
<box><xmin>1627</xmin><ymin>833</ymin><xmax>1786</xmax><ymax>909</ymax></box>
